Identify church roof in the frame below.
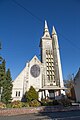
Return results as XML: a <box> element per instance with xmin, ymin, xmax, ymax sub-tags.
<box><xmin>29</xmin><ymin>55</ymin><xmax>41</xmax><ymax>64</ymax></box>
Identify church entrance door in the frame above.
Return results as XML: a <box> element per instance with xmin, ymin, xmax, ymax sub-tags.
<box><xmin>48</xmin><ymin>90</ymin><xmax>55</xmax><ymax>99</ymax></box>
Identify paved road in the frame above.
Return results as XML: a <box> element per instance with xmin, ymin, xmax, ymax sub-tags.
<box><xmin>0</xmin><ymin>110</ymin><xmax>80</xmax><ymax>120</ymax></box>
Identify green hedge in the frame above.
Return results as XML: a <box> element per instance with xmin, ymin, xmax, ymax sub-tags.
<box><xmin>29</xmin><ymin>100</ymin><xmax>41</xmax><ymax>107</ymax></box>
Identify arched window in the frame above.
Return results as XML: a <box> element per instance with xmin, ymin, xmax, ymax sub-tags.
<box><xmin>15</xmin><ymin>91</ymin><xmax>20</xmax><ymax>97</ymax></box>
<box><xmin>18</xmin><ymin>91</ymin><xmax>20</xmax><ymax>97</ymax></box>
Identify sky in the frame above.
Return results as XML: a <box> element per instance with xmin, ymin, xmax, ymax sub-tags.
<box><xmin>0</xmin><ymin>0</ymin><xmax>80</xmax><ymax>80</ymax></box>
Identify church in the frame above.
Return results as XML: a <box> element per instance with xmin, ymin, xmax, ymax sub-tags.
<box><xmin>12</xmin><ymin>21</ymin><xmax>66</xmax><ymax>101</ymax></box>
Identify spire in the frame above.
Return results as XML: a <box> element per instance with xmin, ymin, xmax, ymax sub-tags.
<box><xmin>42</xmin><ymin>20</ymin><xmax>51</xmax><ymax>39</ymax></box>
<box><xmin>44</xmin><ymin>20</ymin><xmax>48</xmax><ymax>31</ymax></box>
<box><xmin>52</xmin><ymin>26</ymin><xmax>57</xmax><ymax>37</ymax></box>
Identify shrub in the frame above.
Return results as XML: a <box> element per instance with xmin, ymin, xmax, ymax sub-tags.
<box><xmin>25</xmin><ymin>86</ymin><xmax>38</xmax><ymax>102</ymax></box>
<box><xmin>59</xmin><ymin>98</ymin><xmax>72</xmax><ymax>107</ymax></box>
<box><xmin>41</xmin><ymin>99</ymin><xmax>59</xmax><ymax>106</ymax></box>
<box><xmin>6</xmin><ymin>101</ymin><xmax>30</xmax><ymax>108</ymax></box>
<box><xmin>6</xmin><ymin>103</ymin><xmax>12</xmax><ymax>108</ymax></box>
<box><xmin>41</xmin><ymin>99</ymin><xmax>50</xmax><ymax>106</ymax></box>
<box><xmin>11</xmin><ymin>100</ymin><xmax>22</xmax><ymax>108</ymax></box>
<box><xmin>53</xmin><ymin>99</ymin><xmax>59</xmax><ymax>105</ymax></box>
<box><xmin>0</xmin><ymin>102</ymin><xmax>6</xmax><ymax>108</ymax></box>
<box><xmin>29</xmin><ymin>100</ymin><xmax>41</xmax><ymax>107</ymax></box>
<box><xmin>22</xmin><ymin>102</ymin><xmax>29</xmax><ymax>107</ymax></box>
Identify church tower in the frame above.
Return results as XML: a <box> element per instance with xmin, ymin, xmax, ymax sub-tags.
<box><xmin>40</xmin><ymin>21</ymin><xmax>56</xmax><ymax>86</ymax></box>
<box><xmin>51</xmin><ymin>26</ymin><xmax>65</xmax><ymax>94</ymax></box>
<box><xmin>40</xmin><ymin>20</ymin><xmax>65</xmax><ymax>96</ymax></box>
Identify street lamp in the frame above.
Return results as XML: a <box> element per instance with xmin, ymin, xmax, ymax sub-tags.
<box><xmin>0</xmin><ymin>87</ymin><xmax>3</xmax><ymax>102</ymax></box>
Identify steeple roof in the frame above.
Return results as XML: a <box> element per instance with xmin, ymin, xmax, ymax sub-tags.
<box><xmin>52</xmin><ymin>26</ymin><xmax>57</xmax><ymax>36</ymax></box>
<box><xmin>44</xmin><ymin>20</ymin><xmax>48</xmax><ymax>32</ymax></box>
<box><xmin>42</xmin><ymin>20</ymin><xmax>51</xmax><ymax>39</ymax></box>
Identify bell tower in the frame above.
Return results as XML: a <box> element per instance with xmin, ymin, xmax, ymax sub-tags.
<box><xmin>40</xmin><ymin>21</ymin><xmax>65</xmax><ymax>96</ymax></box>
<box><xmin>40</xmin><ymin>21</ymin><xmax>56</xmax><ymax>86</ymax></box>
<box><xmin>51</xmin><ymin>26</ymin><xmax>65</xmax><ymax>94</ymax></box>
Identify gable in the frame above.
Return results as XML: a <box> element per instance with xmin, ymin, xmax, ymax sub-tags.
<box><xmin>29</xmin><ymin>55</ymin><xmax>41</xmax><ymax>65</ymax></box>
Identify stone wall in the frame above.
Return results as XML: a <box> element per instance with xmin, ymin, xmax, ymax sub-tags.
<box><xmin>0</xmin><ymin>106</ymin><xmax>80</xmax><ymax>116</ymax></box>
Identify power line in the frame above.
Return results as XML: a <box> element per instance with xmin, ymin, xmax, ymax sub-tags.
<box><xmin>12</xmin><ymin>0</ymin><xmax>80</xmax><ymax>52</ymax></box>
<box><xmin>58</xmin><ymin>32</ymin><xmax>80</xmax><ymax>52</ymax></box>
<box><xmin>12</xmin><ymin>0</ymin><xmax>43</xmax><ymax>23</ymax></box>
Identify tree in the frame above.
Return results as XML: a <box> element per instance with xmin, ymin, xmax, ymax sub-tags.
<box><xmin>0</xmin><ymin>42</ymin><xmax>3</xmax><ymax>62</ymax></box>
<box><xmin>25</xmin><ymin>86</ymin><xmax>38</xmax><ymax>102</ymax></box>
<box><xmin>0</xmin><ymin>43</ymin><xmax>13</xmax><ymax>103</ymax></box>
<box><xmin>6</xmin><ymin>69</ymin><xmax>13</xmax><ymax>102</ymax></box>
<box><xmin>64</xmin><ymin>74</ymin><xmax>75</xmax><ymax>100</ymax></box>
<box><xmin>0</xmin><ymin>60</ymin><xmax>6</xmax><ymax>89</ymax></box>
<box><xmin>0</xmin><ymin>59</ymin><xmax>6</xmax><ymax>102</ymax></box>
<box><xmin>1</xmin><ymin>60</ymin><xmax>6</xmax><ymax>103</ymax></box>
<box><xmin>0</xmin><ymin>43</ymin><xmax>4</xmax><ymax>88</ymax></box>
<box><xmin>2</xmin><ymin>69</ymin><xmax>13</xmax><ymax>104</ymax></box>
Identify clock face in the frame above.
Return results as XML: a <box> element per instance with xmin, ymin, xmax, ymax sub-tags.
<box><xmin>46</xmin><ymin>42</ymin><xmax>50</xmax><ymax>49</ymax></box>
<box><xmin>47</xmin><ymin>41</ymin><xmax>50</xmax><ymax>45</ymax></box>
<box><xmin>30</xmin><ymin>64</ymin><xmax>40</xmax><ymax>78</ymax></box>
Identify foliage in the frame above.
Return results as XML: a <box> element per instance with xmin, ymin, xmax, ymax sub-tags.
<box><xmin>53</xmin><ymin>99</ymin><xmax>59</xmax><ymax>105</ymax></box>
<box><xmin>25</xmin><ymin>86</ymin><xmax>38</xmax><ymax>102</ymax></box>
<box><xmin>0</xmin><ymin>60</ymin><xmax>6</xmax><ymax>88</ymax></box>
<box><xmin>41</xmin><ymin>99</ymin><xmax>59</xmax><ymax>106</ymax></box>
<box><xmin>0</xmin><ymin>102</ymin><xmax>6</xmax><ymax>108</ymax></box>
<box><xmin>11</xmin><ymin>101</ymin><xmax>22</xmax><ymax>108</ymax></box>
<box><xmin>5</xmin><ymin>69</ymin><xmax>13</xmax><ymax>103</ymax></box>
<box><xmin>59</xmin><ymin>98</ymin><xmax>72</xmax><ymax>107</ymax></box>
<box><xmin>0</xmin><ymin>56</ymin><xmax>3</xmax><ymax>62</ymax></box>
<box><xmin>0</xmin><ymin>43</ymin><xmax>4</xmax><ymax>88</ymax></box>
<box><xmin>29</xmin><ymin>99</ymin><xmax>41</xmax><ymax>107</ymax></box>
<box><xmin>65</xmin><ymin>81</ymin><xmax>74</xmax><ymax>99</ymax></box>
<box><xmin>64</xmin><ymin>79</ymin><xmax>74</xmax><ymax>88</ymax></box>
<box><xmin>0</xmin><ymin>47</ymin><xmax>13</xmax><ymax>104</ymax></box>
<box><xmin>41</xmin><ymin>99</ymin><xmax>50</xmax><ymax>106</ymax></box>
<box><xmin>64</xmin><ymin>74</ymin><xmax>75</xmax><ymax>99</ymax></box>
<box><xmin>0</xmin><ymin>43</ymin><xmax>13</xmax><ymax>104</ymax></box>
<box><xmin>6</xmin><ymin>102</ymin><xmax>29</xmax><ymax>108</ymax></box>
<box><xmin>22</xmin><ymin>102</ymin><xmax>29</xmax><ymax>107</ymax></box>
<box><xmin>6</xmin><ymin>103</ymin><xmax>12</xmax><ymax>108</ymax></box>
<box><xmin>0</xmin><ymin>43</ymin><xmax>3</xmax><ymax>62</ymax></box>
<box><xmin>1</xmin><ymin>68</ymin><xmax>13</xmax><ymax>104</ymax></box>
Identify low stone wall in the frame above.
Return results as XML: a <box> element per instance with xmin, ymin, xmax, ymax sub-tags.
<box><xmin>0</xmin><ymin>106</ymin><xmax>80</xmax><ymax>116</ymax></box>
